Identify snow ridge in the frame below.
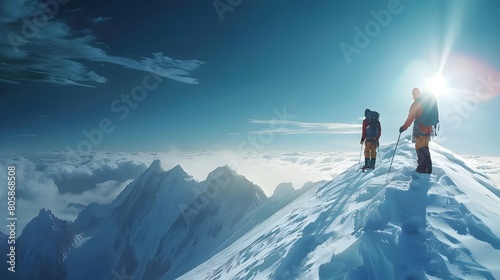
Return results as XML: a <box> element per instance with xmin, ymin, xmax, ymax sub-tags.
<box><xmin>180</xmin><ymin>137</ymin><xmax>500</xmax><ymax>280</ymax></box>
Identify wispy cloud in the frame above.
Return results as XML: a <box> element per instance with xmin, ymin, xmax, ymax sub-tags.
<box><xmin>0</xmin><ymin>0</ymin><xmax>203</xmax><ymax>86</ymax></box>
<box><xmin>246</xmin><ymin>119</ymin><xmax>361</xmax><ymax>135</ymax></box>
<box><xmin>0</xmin><ymin>131</ymin><xmax>35</xmax><ymax>138</ymax></box>
<box><xmin>0</xmin><ymin>77</ymin><xmax>18</xmax><ymax>84</ymax></box>
<box><xmin>92</xmin><ymin>16</ymin><xmax>112</xmax><ymax>24</ymax></box>
<box><xmin>0</xmin><ymin>133</ymin><xmax>36</xmax><ymax>139</ymax></box>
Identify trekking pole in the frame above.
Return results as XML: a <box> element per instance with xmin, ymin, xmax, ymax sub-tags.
<box><xmin>386</xmin><ymin>132</ymin><xmax>401</xmax><ymax>181</ymax></box>
<box><xmin>359</xmin><ymin>144</ymin><xmax>363</xmax><ymax>170</ymax></box>
<box><xmin>377</xmin><ymin>142</ymin><xmax>381</xmax><ymax>165</ymax></box>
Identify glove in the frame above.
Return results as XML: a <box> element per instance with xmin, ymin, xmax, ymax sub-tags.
<box><xmin>399</xmin><ymin>126</ymin><xmax>405</xmax><ymax>133</ymax></box>
<box><xmin>360</xmin><ymin>139</ymin><xmax>364</xmax><ymax>145</ymax></box>
<box><xmin>376</xmin><ymin>140</ymin><xmax>380</xmax><ymax>148</ymax></box>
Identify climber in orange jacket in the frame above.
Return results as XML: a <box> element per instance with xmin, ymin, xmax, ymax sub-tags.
<box><xmin>399</xmin><ymin>88</ymin><xmax>436</xmax><ymax>173</ymax></box>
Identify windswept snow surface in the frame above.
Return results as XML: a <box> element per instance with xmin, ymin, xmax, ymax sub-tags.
<box><xmin>180</xmin><ymin>136</ymin><xmax>500</xmax><ymax>280</ymax></box>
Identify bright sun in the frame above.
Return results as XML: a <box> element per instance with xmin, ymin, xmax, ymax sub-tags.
<box><xmin>425</xmin><ymin>75</ymin><xmax>448</xmax><ymax>96</ymax></box>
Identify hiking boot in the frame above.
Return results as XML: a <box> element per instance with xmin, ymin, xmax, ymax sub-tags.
<box><xmin>362</xmin><ymin>158</ymin><xmax>371</xmax><ymax>169</ymax></box>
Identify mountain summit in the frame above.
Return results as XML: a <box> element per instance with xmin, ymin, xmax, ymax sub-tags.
<box><xmin>180</xmin><ymin>138</ymin><xmax>500</xmax><ymax>280</ymax></box>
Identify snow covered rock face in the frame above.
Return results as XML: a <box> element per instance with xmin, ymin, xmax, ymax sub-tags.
<box><xmin>180</xmin><ymin>139</ymin><xmax>500</xmax><ymax>280</ymax></box>
<box><xmin>15</xmin><ymin>209</ymin><xmax>75</xmax><ymax>280</ymax></box>
<box><xmin>141</xmin><ymin>166</ymin><xmax>268</xmax><ymax>280</ymax></box>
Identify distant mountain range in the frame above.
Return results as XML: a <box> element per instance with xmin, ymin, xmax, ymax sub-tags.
<box><xmin>0</xmin><ymin>160</ymin><xmax>318</xmax><ymax>280</ymax></box>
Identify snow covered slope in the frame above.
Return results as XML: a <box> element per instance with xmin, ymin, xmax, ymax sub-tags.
<box><xmin>62</xmin><ymin>161</ymin><xmax>268</xmax><ymax>280</ymax></box>
<box><xmin>180</xmin><ymin>136</ymin><xmax>500</xmax><ymax>280</ymax></box>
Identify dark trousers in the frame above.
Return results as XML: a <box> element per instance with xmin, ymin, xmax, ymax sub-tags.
<box><xmin>415</xmin><ymin>136</ymin><xmax>432</xmax><ymax>173</ymax></box>
<box><xmin>416</xmin><ymin>147</ymin><xmax>432</xmax><ymax>173</ymax></box>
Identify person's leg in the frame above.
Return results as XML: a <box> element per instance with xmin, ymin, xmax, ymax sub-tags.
<box><xmin>415</xmin><ymin>136</ymin><xmax>426</xmax><ymax>173</ymax></box>
<box><xmin>421</xmin><ymin>136</ymin><xmax>432</xmax><ymax>173</ymax></box>
<box><xmin>421</xmin><ymin>147</ymin><xmax>432</xmax><ymax>173</ymax></box>
<box><xmin>364</xmin><ymin>141</ymin><xmax>369</xmax><ymax>158</ymax></box>
<box><xmin>370</xmin><ymin>141</ymin><xmax>377</xmax><ymax>168</ymax></box>
<box><xmin>416</xmin><ymin>148</ymin><xmax>425</xmax><ymax>173</ymax></box>
<box><xmin>364</xmin><ymin>141</ymin><xmax>372</xmax><ymax>168</ymax></box>
<box><xmin>415</xmin><ymin>136</ymin><xmax>431</xmax><ymax>173</ymax></box>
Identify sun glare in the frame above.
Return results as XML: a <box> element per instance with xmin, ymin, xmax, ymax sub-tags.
<box><xmin>425</xmin><ymin>74</ymin><xmax>448</xmax><ymax>96</ymax></box>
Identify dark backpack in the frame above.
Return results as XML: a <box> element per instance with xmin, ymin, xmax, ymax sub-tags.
<box><xmin>418</xmin><ymin>94</ymin><xmax>439</xmax><ymax>127</ymax></box>
<box><xmin>366</xmin><ymin>111</ymin><xmax>380</xmax><ymax>139</ymax></box>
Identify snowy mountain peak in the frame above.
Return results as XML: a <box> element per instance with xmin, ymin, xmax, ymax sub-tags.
<box><xmin>17</xmin><ymin>208</ymin><xmax>75</xmax><ymax>279</ymax></box>
<box><xmin>207</xmin><ymin>165</ymin><xmax>238</xmax><ymax>178</ymax></box>
<box><xmin>203</xmin><ymin>165</ymin><xmax>268</xmax><ymax>203</ymax></box>
<box><xmin>37</xmin><ymin>207</ymin><xmax>53</xmax><ymax>218</ymax></box>
<box><xmin>21</xmin><ymin>208</ymin><xmax>57</xmax><ymax>233</ymax></box>
<box><xmin>180</xmin><ymin>140</ymin><xmax>500</xmax><ymax>280</ymax></box>
<box><xmin>146</xmin><ymin>159</ymin><xmax>164</xmax><ymax>174</ymax></box>
<box><xmin>272</xmin><ymin>182</ymin><xmax>295</xmax><ymax>197</ymax></box>
<box><xmin>21</xmin><ymin>208</ymin><xmax>66</xmax><ymax>237</ymax></box>
<box><xmin>141</xmin><ymin>162</ymin><xmax>193</xmax><ymax>184</ymax></box>
<box><xmin>165</xmin><ymin>164</ymin><xmax>192</xmax><ymax>180</ymax></box>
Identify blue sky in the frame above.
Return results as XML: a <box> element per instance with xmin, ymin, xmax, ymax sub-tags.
<box><xmin>1</xmin><ymin>0</ymin><xmax>499</xmax><ymax>155</ymax></box>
